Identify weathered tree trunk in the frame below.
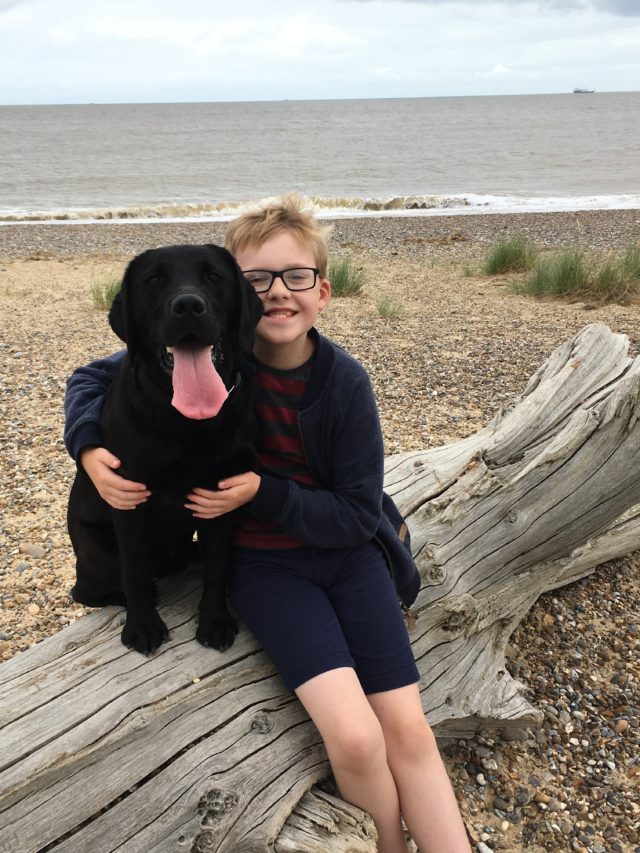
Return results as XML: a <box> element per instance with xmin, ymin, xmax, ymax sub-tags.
<box><xmin>1</xmin><ymin>323</ymin><xmax>639</xmax><ymax>852</ymax></box>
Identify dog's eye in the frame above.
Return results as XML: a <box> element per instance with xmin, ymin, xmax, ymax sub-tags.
<box><xmin>205</xmin><ymin>272</ymin><xmax>220</xmax><ymax>283</ymax></box>
<box><xmin>147</xmin><ymin>274</ymin><xmax>162</xmax><ymax>285</ymax></box>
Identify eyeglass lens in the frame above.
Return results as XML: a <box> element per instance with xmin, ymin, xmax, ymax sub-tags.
<box><xmin>244</xmin><ymin>268</ymin><xmax>317</xmax><ymax>292</ymax></box>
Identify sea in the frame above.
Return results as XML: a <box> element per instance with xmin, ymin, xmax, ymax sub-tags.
<box><xmin>1</xmin><ymin>91</ymin><xmax>639</xmax><ymax>223</ymax></box>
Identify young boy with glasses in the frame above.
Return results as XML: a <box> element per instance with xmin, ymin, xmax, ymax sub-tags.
<box><xmin>64</xmin><ymin>194</ymin><xmax>471</xmax><ymax>853</ymax></box>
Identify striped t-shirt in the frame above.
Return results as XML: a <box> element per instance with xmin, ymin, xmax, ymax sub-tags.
<box><xmin>234</xmin><ymin>357</ymin><xmax>317</xmax><ymax>549</ymax></box>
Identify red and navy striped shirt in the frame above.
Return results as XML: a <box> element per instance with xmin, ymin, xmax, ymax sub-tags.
<box><xmin>235</xmin><ymin>357</ymin><xmax>318</xmax><ymax>549</ymax></box>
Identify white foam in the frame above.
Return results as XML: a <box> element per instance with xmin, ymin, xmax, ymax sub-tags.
<box><xmin>1</xmin><ymin>193</ymin><xmax>639</xmax><ymax>225</ymax></box>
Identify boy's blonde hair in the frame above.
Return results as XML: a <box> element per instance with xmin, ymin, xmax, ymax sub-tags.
<box><xmin>225</xmin><ymin>193</ymin><xmax>332</xmax><ymax>276</ymax></box>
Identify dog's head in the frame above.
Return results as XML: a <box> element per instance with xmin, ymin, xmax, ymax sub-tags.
<box><xmin>110</xmin><ymin>244</ymin><xmax>263</xmax><ymax>419</ymax></box>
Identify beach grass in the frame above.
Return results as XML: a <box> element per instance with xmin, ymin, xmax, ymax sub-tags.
<box><xmin>376</xmin><ymin>294</ymin><xmax>404</xmax><ymax>319</ymax></box>
<box><xmin>519</xmin><ymin>249</ymin><xmax>589</xmax><ymax>298</ymax></box>
<box><xmin>90</xmin><ymin>268</ymin><xmax>122</xmax><ymax>309</ymax></box>
<box><xmin>513</xmin><ymin>245</ymin><xmax>640</xmax><ymax>304</ymax></box>
<box><xmin>483</xmin><ymin>235</ymin><xmax>538</xmax><ymax>275</ymax></box>
<box><xmin>328</xmin><ymin>255</ymin><xmax>366</xmax><ymax>297</ymax></box>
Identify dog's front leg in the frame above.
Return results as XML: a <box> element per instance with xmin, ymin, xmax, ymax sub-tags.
<box><xmin>195</xmin><ymin>515</ymin><xmax>237</xmax><ymax>651</ymax></box>
<box><xmin>111</xmin><ymin>508</ymin><xmax>169</xmax><ymax>655</ymax></box>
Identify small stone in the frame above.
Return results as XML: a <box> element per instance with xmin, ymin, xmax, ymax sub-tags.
<box><xmin>476</xmin><ymin>773</ymin><xmax>486</xmax><ymax>786</ymax></box>
<box><xmin>615</xmin><ymin>719</ymin><xmax>629</xmax><ymax>734</ymax></box>
<box><xmin>19</xmin><ymin>542</ymin><xmax>46</xmax><ymax>559</ymax></box>
<box><xmin>27</xmin><ymin>603</ymin><xmax>41</xmax><ymax>616</ymax></box>
<box><xmin>476</xmin><ymin>843</ymin><xmax>494</xmax><ymax>853</ymax></box>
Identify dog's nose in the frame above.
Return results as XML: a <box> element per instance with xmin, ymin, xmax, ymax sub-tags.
<box><xmin>170</xmin><ymin>293</ymin><xmax>206</xmax><ymax>316</ymax></box>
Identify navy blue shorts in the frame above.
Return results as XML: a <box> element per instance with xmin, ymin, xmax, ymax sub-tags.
<box><xmin>228</xmin><ymin>540</ymin><xmax>420</xmax><ymax>694</ymax></box>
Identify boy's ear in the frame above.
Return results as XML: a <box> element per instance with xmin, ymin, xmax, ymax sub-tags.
<box><xmin>318</xmin><ymin>276</ymin><xmax>331</xmax><ymax>311</ymax></box>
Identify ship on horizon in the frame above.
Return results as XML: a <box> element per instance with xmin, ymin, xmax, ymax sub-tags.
<box><xmin>573</xmin><ymin>87</ymin><xmax>595</xmax><ymax>93</ymax></box>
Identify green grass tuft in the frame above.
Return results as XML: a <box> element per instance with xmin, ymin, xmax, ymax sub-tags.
<box><xmin>375</xmin><ymin>295</ymin><xmax>404</xmax><ymax>320</ymax></box>
<box><xmin>512</xmin><ymin>245</ymin><xmax>640</xmax><ymax>304</ymax></box>
<box><xmin>328</xmin><ymin>255</ymin><xmax>366</xmax><ymax>297</ymax></box>
<box><xmin>90</xmin><ymin>268</ymin><xmax>122</xmax><ymax>310</ymax></box>
<box><xmin>518</xmin><ymin>250</ymin><xmax>588</xmax><ymax>298</ymax></box>
<box><xmin>620</xmin><ymin>245</ymin><xmax>640</xmax><ymax>282</ymax></box>
<box><xmin>483</xmin><ymin>235</ymin><xmax>538</xmax><ymax>275</ymax></box>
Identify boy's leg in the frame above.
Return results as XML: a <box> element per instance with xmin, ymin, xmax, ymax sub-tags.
<box><xmin>367</xmin><ymin>684</ymin><xmax>472</xmax><ymax>853</ymax></box>
<box><xmin>323</xmin><ymin>542</ymin><xmax>470</xmax><ymax>850</ymax></box>
<box><xmin>296</xmin><ymin>667</ymin><xmax>410</xmax><ymax>853</ymax></box>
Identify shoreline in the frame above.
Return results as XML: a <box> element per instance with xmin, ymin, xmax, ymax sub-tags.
<box><xmin>1</xmin><ymin>207</ymin><xmax>639</xmax><ymax>261</ymax></box>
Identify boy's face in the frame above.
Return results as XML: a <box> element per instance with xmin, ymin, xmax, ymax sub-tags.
<box><xmin>235</xmin><ymin>231</ymin><xmax>331</xmax><ymax>368</ymax></box>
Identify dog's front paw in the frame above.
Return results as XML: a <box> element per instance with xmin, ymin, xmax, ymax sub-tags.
<box><xmin>121</xmin><ymin>611</ymin><xmax>169</xmax><ymax>655</ymax></box>
<box><xmin>196</xmin><ymin>614</ymin><xmax>238</xmax><ymax>652</ymax></box>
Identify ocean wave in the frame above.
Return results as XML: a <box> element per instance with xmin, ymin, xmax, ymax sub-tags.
<box><xmin>0</xmin><ymin>194</ymin><xmax>471</xmax><ymax>223</ymax></box>
<box><xmin>1</xmin><ymin>193</ymin><xmax>639</xmax><ymax>224</ymax></box>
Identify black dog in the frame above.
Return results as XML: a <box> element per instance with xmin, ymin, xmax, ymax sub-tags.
<box><xmin>67</xmin><ymin>244</ymin><xmax>262</xmax><ymax>655</ymax></box>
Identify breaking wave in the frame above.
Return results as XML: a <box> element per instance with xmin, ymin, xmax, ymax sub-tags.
<box><xmin>1</xmin><ymin>193</ymin><xmax>639</xmax><ymax>224</ymax></box>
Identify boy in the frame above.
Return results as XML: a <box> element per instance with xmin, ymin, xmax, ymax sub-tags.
<box><xmin>64</xmin><ymin>195</ymin><xmax>471</xmax><ymax>853</ymax></box>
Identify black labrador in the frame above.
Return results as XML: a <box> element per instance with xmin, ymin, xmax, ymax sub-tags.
<box><xmin>67</xmin><ymin>244</ymin><xmax>262</xmax><ymax>655</ymax></box>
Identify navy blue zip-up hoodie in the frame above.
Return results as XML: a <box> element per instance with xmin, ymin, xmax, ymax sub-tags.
<box><xmin>64</xmin><ymin>329</ymin><xmax>421</xmax><ymax>607</ymax></box>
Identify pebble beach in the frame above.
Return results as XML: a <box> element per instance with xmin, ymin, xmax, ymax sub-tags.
<box><xmin>1</xmin><ymin>208</ymin><xmax>639</xmax><ymax>852</ymax></box>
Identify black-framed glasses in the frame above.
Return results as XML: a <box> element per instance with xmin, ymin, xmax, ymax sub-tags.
<box><xmin>243</xmin><ymin>267</ymin><xmax>320</xmax><ymax>293</ymax></box>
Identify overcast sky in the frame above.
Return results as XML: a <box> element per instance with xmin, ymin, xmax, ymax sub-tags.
<box><xmin>1</xmin><ymin>0</ymin><xmax>638</xmax><ymax>105</ymax></box>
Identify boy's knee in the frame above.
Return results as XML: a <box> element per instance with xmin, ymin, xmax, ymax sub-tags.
<box><xmin>385</xmin><ymin>714</ymin><xmax>439</xmax><ymax>761</ymax></box>
<box><xmin>328</xmin><ymin>719</ymin><xmax>387</xmax><ymax>771</ymax></box>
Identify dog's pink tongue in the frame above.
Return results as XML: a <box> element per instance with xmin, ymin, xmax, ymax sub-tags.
<box><xmin>170</xmin><ymin>343</ymin><xmax>228</xmax><ymax>419</ymax></box>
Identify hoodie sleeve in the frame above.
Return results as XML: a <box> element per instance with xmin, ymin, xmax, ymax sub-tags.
<box><xmin>248</xmin><ymin>367</ymin><xmax>384</xmax><ymax>548</ymax></box>
<box><xmin>63</xmin><ymin>351</ymin><xmax>125</xmax><ymax>460</ymax></box>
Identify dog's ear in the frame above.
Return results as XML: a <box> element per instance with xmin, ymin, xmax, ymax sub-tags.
<box><xmin>108</xmin><ymin>255</ymin><xmax>143</xmax><ymax>353</ymax></box>
<box><xmin>237</xmin><ymin>270</ymin><xmax>264</xmax><ymax>354</ymax></box>
<box><xmin>108</xmin><ymin>287</ymin><xmax>127</xmax><ymax>343</ymax></box>
<box><xmin>212</xmin><ymin>246</ymin><xmax>263</xmax><ymax>355</ymax></box>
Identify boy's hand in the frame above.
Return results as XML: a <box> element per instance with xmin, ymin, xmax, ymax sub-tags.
<box><xmin>185</xmin><ymin>472</ymin><xmax>261</xmax><ymax>519</ymax></box>
<box><xmin>80</xmin><ymin>447</ymin><xmax>150</xmax><ymax>510</ymax></box>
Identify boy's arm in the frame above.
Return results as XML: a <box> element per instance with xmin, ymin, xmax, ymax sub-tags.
<box><xmin>64</xmin><ymin>351</ymin><xmax>125</xmax><ymax>460</ymax></box>
<box><xmin>64</xmin><ymin>351</ymin><xmax>150</xmax><ymax>509</ymax></box>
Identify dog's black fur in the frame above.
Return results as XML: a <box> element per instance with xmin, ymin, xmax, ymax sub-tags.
<box><xmin>67</xmin><ymin>244</ymin><xmax>262</xmax><ymax>655</ymax></box>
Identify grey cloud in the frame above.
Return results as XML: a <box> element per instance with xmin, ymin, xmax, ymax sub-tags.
<box><xmin>593</xmin><ymin>0</ymin><xmax>640</xmax><ymax>13</ymax></box>
<box><xmin>549</xmin><ymin>0</ymin><xmax>640</xmax><ymax>13</ymax></box>
<box><xmin>342</xmin><ymin>0</ymin><xmax>640</xmax><ymax>16</ymax></box>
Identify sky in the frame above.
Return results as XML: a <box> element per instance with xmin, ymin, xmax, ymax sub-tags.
<box><xmin>1</xmin><ymin>0</ymin><xmax>638</xmax><ymax>105</ymax></box>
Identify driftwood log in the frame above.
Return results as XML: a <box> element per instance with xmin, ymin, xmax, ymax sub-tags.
<box><xmin>2</xmin><ymin>322</ymin><xmax>640</xmax><ymax>852</ymax></box>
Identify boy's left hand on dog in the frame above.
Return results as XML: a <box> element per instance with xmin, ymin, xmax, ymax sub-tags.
<box><xmin>185</xmin><ymin>472</ymin><xmax>261</xmax><ymax>519</ymax></box>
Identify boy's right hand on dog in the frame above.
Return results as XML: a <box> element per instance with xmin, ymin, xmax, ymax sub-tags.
<box><xmin>80</xmin><ymin>447</ymin><xmax>150</xmax><ymax>510</ymax></box>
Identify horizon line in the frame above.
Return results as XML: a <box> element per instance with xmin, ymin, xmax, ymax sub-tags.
<box><xmin>2</xmin><ymin>89</ymin><xmax>639</xmax><ymax>108</ymax></box>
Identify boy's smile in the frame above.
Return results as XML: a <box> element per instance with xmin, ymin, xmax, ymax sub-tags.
<box><xmin>236</xmin><ymin>232</ymin><xmax>331</xmax><ymax>370</ymax></box>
